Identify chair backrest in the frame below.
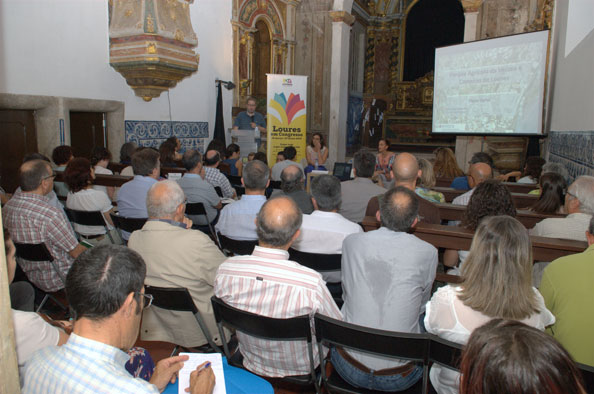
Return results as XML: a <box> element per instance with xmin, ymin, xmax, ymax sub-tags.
<box><xmin>64</xmin><ymin>208</ymin><xmax>108</xmax><ymax>227</ymax></box>
<box><xmin>269</xmin><ymin>180</ymin><xmax>281</xmax><ymax>189</ymax></box>
<box><xmin>217</xmin><ymin>233</ymin><xmax>257</xmax><ymax>256</ymax></box>
<box><xmin>288</xmin><ymin>249</ymin><xmax>341</xmax><ymax>272</ymax></box>
<box><xmin>109</xmin><ymin>213</ymin><xmax>147</xmax><ymax>233</ymax></box>
<box><xmin>13</xmin><ymin>242</ymin><xmax>54</xmax><ymax>262</ymax></box>
<box><xmin>226</xmin><ymin>174</ymin><xmax>242</xmax><ymax>186</ymax></box>
<box><xmin>427</xmin><ymin>334</ymin><xmax>463</xmax><ymax>372</ymax></box>
<box><xmin>211</xmin><ymin>296</ymin><xmax>312</xmax><ymax>341</ymax></box>
<box><xmin>145</xmin><ymin>285</ymin><xmax>219</xmax><ymax>352</ymax></box>
<box><xmin>214</xmin><ymin>186</ymin><xmax>223</xmax><ymax>198</ymax></box>
<box><xmin>185</xmin><ymin>202</ymin><xmax>208</xmax><ymax>217</ymax></box>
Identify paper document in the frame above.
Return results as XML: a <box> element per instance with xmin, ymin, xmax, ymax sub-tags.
<box><xmin>178</xmin><ymin>352</ymin><xmax>226</xmax><ymax>394</ymax></box>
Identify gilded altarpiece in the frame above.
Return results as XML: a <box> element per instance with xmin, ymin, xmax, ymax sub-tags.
<box><xmin>232</xmin><ymin>0</ymin><xmax>300</xmax><ymax>108</ymax></box>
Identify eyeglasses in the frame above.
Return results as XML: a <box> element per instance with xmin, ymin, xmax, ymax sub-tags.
<box><xmin>566</xmin><ymin>191</ymin><xmax>577</xmax><ymax>200</ymax></box>
<box><xmin>43</xmin><ymin>173</ymin><xmax>57</xmax><ymax>180</ymax></box>
<box><xmin>136</xmin><ymin>292</ymin><xmax>153</xmax><ymax>309</ymax></box>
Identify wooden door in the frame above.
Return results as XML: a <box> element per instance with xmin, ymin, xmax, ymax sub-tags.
<box><xmin>70</xmin><ymin>112</ymin><xmax>106</xmax><ymax>159</ymax></box>
<box><xmin>0</xmin><ymin>110</ymin><xmax>37</xmax><ymax>193</ymax></box>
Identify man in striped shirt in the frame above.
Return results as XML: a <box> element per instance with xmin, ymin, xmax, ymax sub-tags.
<box><xmin>214</xmin><ymin>196</ymin><xmax>342</xmax><ymax>377</ymax></box>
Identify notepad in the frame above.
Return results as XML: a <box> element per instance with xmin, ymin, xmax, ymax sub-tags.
<box><xmin>178</xmin><ymin>352</ymin><xmax>226</xmax><ymax>394</ymax></box>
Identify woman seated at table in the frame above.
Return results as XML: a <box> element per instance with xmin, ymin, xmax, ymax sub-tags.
<box><xmin>460</xmin><ymin>319</ymin><xmax>586</xmax><ymax>394</ymax></box>
<box><xmin>425</xmin><ymin>216</ymin><xmax>555</xmax><ymax>394</ymax></box>
<box><xmin>529</xmin><ymin>172</ymin><xmax>567</xmax><ymax>215</ymax></box>
<box><xmin>433</xmin><ymin>147</ymin><xmax>463</xmax><ymax>179</ymax></box>
<box><xmin>373</xmin><ymin>139</ymin><xmax>395</xmax><ymax>182</ymax></box>
<box><xmin>64</xmin><ymin>158</ymin><xmax>121</xmax><ymax>246</ymax></box>
<box><xmin>304</xmin><ymin>132</ymin><xmax>328</xmax><ymax>173</ymax></box>
<box><xmin>443</xmin><ymin>180</ymin><xmax>516</xmax><ymax>273</ymax></box>
<box><xmin>416</xmin><ymin>158</ymin><xmax>445</xmax><ymax>203</ymax></box>
<box><xmin>223</xmin><ymin>143</ymin><xmax>243</xmax><ymax>177</ymax></box>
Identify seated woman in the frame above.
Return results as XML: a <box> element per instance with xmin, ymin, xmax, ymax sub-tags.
<box><xmin>51</xmin><ymin>145</ymin><xmax>74</xmax><ymax>198</ymax></box>
<box><xmin>223</xmin><ymin>143</ymin><xmax>243</xmax><ymax>176</ymax></box>
<box><xmin>159</xmin><ymin>140</ymin><xmax>178</xmax><ymax>168</ymax></box>
<box><xmin>432</xmin><ymin>147</ymin><xmax>463</xmax><ymax>179</ymax></box>
<box><xmin>119</xmin><ymin>142</ymin><xmax>137</xmax><ymax>176</ymax></box>
<box><xmin>460</xmin><ymin>319</ymin><xmax>585</xmax><ymax>394</ymax></box>
<box><xmin>530</xmin><ymin>172</ymin><xmax>567</xmax><ymax>215</ymax></box>
<box><xmin>91</xmin><ymin>146</ymin><xmax>115</xmax><ymax>200</ymax></box>
<box><xmin>304</xmin><ymin>132</ymin><xmax>328</xmax><ymax>174</ymax></box>
<box><xmin>499</xmin><ymin>156</ymin><xmax>546</xmax><ymax>184</ymax></box>
<box><xmin>373</xmin><ymin>139</ymin><xmax>395</xmax><ymax>182</ymax></box>
<box><xmin>64</xmin><ymin>158</ymin><xmax>121</xmax><ymax>246</ymax></box>
<box><xmin>166</xmin><ymin>136</ymin><xmax>183</xmax><ymax>161</ymax></box>
<box><xmin>425</xmin><ymin>216</ymin><xmax>555</xmax><ymax>394</ymax></box>
<box><xmin>416</xmin><ymin>158</ymin><xmax>445</xmax><ymax>203</ymax></box>
<box><xmin>443</xmin><ymin>180</ymin><xmax>516</xmax><ymax>272</ymax></box>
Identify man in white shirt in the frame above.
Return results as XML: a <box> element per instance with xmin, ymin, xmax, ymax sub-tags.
<box><xmin>452</xmin><ymin>162</ymin><xmax>492</xmax><ymax>206</ymax></box>
<box><xmin>292</xmin><ymin>174</ymin><xmax>362</xmax><ymax>283</ymax></box>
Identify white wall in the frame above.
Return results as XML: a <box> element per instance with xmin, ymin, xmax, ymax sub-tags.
<box><xmin>0</xmin><ymin>0</ymin><xmax>234</xmax><ymax>137</ymax></box>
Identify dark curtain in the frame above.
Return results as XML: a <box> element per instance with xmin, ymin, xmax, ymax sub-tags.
<box><xmin>403</xmin><ymin>0</ymin><xmax>465</xmax><ymax>81</ymax></box>
<box><xmin>213</xmin><ymin>82</ymin><xmax>226</xmax><ymax>145</ymax></box>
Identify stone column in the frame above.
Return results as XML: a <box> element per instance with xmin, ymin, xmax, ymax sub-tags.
<box><xmin>328</xmin><ymin>11</ymin><xmax>355</xmax><ymax>164</ymax></box>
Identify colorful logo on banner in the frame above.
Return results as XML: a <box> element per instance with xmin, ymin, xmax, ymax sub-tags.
<box><xmin>269</xmin><ymin>93</ymin><xmax>305</xmax><ymax>126</ymax></box>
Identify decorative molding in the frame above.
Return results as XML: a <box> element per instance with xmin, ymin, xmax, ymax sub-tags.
<box><xmin>460</xmin><ymin>0</ymin><xmax>483</xmax><ymax>13</ymax></box>
<box><xmin>548</xmin><ymin>131</ymin><xmax>594</xmax><ymax>182</ymax></box>
<box><xmin>329</xmin><ymin>11</ymin><xmax>356</xmax><ymax>26</ymax></box>
<box><xmin>125</xmin><ymin>120</ymin><xmax>208</xmax><ymax>153</ymax></box>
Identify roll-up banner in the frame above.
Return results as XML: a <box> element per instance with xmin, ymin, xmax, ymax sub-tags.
<box><xmin>266</xmin><ymin>74</ymin><xmax>308</xmax><ymax>165</ymax></box>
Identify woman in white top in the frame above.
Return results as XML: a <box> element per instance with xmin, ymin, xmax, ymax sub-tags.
<box><xmin>91</xmin><ymin>146</ymin><xmax>115</xmax><ymax>200</ymax></box>
<box><xmin>305</xmin><ymin>132</ymin><xmax>328</xmax><ymax>173</ymax></box>
<box><xmin>64</xmin><ymin>157</ymin><xmax>121</xmax><ymax>245</ymax></box>
<box><xmin>425</xmin><ymin>215</ymin><xmax>555</xmax><ymax>394</ymax></box>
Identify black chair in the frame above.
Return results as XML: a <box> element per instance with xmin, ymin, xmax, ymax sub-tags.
<box><xmin>314</xmin><ymin>313</ymin><xmax>430</xmax><ymax>394</ymax></box>
<box><xmin>185</xmin><ymin>202</ymin><xmax>218</xmax><ymax>244</ymax></box>
<box><xmin>217</xmin><ymin>233</ymin><xmax>257</xmax><ymax>256</ymax></box>
<box><xmin>13</xmin><ymin>242</ymin><xmax>67</xmax><ymax>313</ymax></box>
<box><xmin>269</xmin><ymin>180</ymin><xmax>282</xmax><ymax>189</ymax></box>
<box><xmin>226</xmin><ymin>174</ymin><xmax>242</xmax><ymax>187</ymax></box>
<box><xmin>64</xmin><ymin>208</ymin><xmax>115</xmax><ymax>243</ymax></box>
<box><xmin>109</xmin><ymin>213</ymin><xmax>147</xmax><ymax>242</ymax></box>
<box><xmin>288</xmin><ymin>249</ymin><xmax>343</xmax><ymax>303</ymax></box>
<box><xmin>214</xmin><ymin>186</ymin><xmax>223</xmax><ymax>198</ymax></box>
<box><xmin>145</xmin><ymin>285</ymin><xmax>221</xmax><ymax>355</ymax></box>
<box><xmin>211</xmin><ymin>296</ymin><xmax>318</xmax><ymax>391</ymax></box>
<box><xmin>427</xmin><ymin>334</ymin><xmax>463</xmax><ymax>375</ymax></box>
<box><xmin>577</xmin><ymin>362</ymin><xmax>594</xmax><ymax>394</ymax></box>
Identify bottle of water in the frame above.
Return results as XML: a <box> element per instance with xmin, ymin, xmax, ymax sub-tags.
<box><xmin>315</xmin><ymin>158</ymin><xmax>319</xmax><ymax>170</ymax></box>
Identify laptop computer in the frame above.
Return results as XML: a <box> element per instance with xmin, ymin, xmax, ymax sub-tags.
<box><xmin>333</xmin><ymin>162</ymin><xmax>353</xmax><ymax>181</ymax></box>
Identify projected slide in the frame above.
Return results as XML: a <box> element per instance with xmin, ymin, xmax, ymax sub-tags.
<box><xmin>432</xmin><ymin>30</ymin><xmax>549</xmax><ymax>135</ymax></box>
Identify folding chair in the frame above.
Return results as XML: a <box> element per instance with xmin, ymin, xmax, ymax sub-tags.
<box><xmin>64</xmin><ymin>208</ymin><xmax>115</xmax><ymax>243</ymax></box>
<box><xmin>145</xmin><ymin>285</ymin><xmax>221</xmax><ymax>355</ymax></box>
<box><xmin>427</xmin><ymin>334</ymin><xmax>463</xmax><ymax>375</ymax></box>
<box><xmin>13</xmin><ymin>242</ymin><xmax>68</xmax><ymax>313</ymax></box>
<box><xmin>211</xmin><ymin>296</ymin><xmax>319</xmax><ymax>391</ymax></box>
<box><xmin>109</xmin><ymin>213</ymin><xmax>147</xmax><ymax>242</ymax></box>
<box><xmin>214</xmin><ymin>186</ymin><xmax>223</xmax><ymax>198</ymax></box>
<box><xmin>217</xmin><ymin>233</ymin><xmax>257</xmax><ymax>256</ymax></box>
<box><xmin>288</xmin><ymin>249</ymin><xmax>343</xmax><ymax>304</ymax></box>
<box><xmin>314</xmin><ymin>313</ymin><xmax>430</xmax><ymax>394</ymax></box>
<box><xmin>185</xmin><ymin>202</ymin><xmax>218</xmax><ymax>244</ymax></box>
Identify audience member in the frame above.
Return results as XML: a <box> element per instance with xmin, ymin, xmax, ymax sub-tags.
<box><xmin>247</xmin><ymin>152</ymin><xmax>255</xmax><ymax>161</ymax></box>
<box><xmin>433</xmin><ymin>147</ymin><xmax>463</xmax><ymax>178</ymax></box>
<box><xmin>276</xmin><ymin>151</ymin><xmax>285</xmax><ymax>163</ymax></box>
<box><xmin>335</xmin><ymin>187</ymin><xmax>437</xmax><ymax>391</ymax></box>
<box><xmin>178</xmin><ymin>150</ymin><xmax>221</xmax><ymax>226</ymax></box>
<box><xmin>64</xmin><ymin>157</ymin><xmax>120</xmax><ymax>246</ymax></box>
<box><xmin>119</xmin><ymin>142</ymin><xmax>137</xmax><ymax>165</ymax></box>
<box><xmin>3</xmin><ymin>160</ymin><xmax>86</xmax><ymax>292</ymax></box>
<box><xmin>222</xmin><ymin>143</ymin><xmax>243</xmax><ymax>176</ymax></box>
<box><xmin>254</xmin><ymin>151</ymin><xmax>268</xmax><ymax>165</ymax></box>
<box><xmin>443</xmin><ymin>180</ymin><xmax>516</xmax><ymax>270</ymax></box>
<box><xmin>117</xmin><ymin>148</ymin><xmax>160</xmax><ymax>240</ymax></box>
<box><xmin>159</xmin><ymin>140</ymin><xmax>177</xmax><ymax>168</ymax></box>
<box><xmin>18</xmin><ymin>153</ymin><xmax>63</xmax><ymax>210</ymax></box>
<box><xmin>23</xmin><ymin>245</ymin><xmax>216</xmax><ymax>394</ymax></box>
<box><xmin>129</xmin><ymin>181</ymin><xmax>226</xmax><ymax>348</ymax></box>
<box><xmin>271</xmin><ymin>146</ymin><xmax>303</xmax><ymax>181</ymax></box>
<box><xmin>305</xmin><ymin>132</ymin><xmax>328</xmax><ymax>173</ymax></box>
<box><xmin>425</xmin><ymin>215</ymin><xmax>554</xmax><ymax>394</ymax></box>
<box><xmin>166</xmin><ymin>136</ymin><xmax>183</xmax><ymax>161</ymax></box>
<box><xmin>206</xmin><ymin>139</ymin><xmax>232</xmax><ymax>175</ymax></box>
<box><xmin>90</xmin><ymin>146</ymin><xmax>116</xmax><ymax>200</ymax></box>
<box><xmin>499</xmin><ymin>156</ymin><xmax>546</xmax><ymax>184</ymax></box>
<box><xmin>279</xmin><ymin>164</ymin><xmax>314</xmax><ymax>214</ymax></box>
<box><xmin>530</xmin><ymin>175</ymin><xmax>594</xmax><ymax>242</ymax></box>
<box><xmin>51</xmin><ymin>145</ymin><xmax>73</xmax><ymax>197</ymax></box>
<box><xmin>214</xmin><ymin>196</ymin><xmax>342</xmax><ymax>377</ymax></box>
<box><xmin>203</xmin><ymin>150</ymin><xmax>235</xmax><ymax>199</ymax></box>
<box><xmin>215</xmin><ymin>159</ymin><xmax>269</xmax><ymax>240</ymax></box>
<box><xmin>339</xmin><ymin>150</ymin><xmax>386</xmax><ymax>223</ymax></box>
<box><xmin>450</xmin><ymin>151</ymin><xmax>494</xmax><ymax>190</ymax></box>
<box><xmin>291</xmin><ymin>174</ymin><xmax>362</xmax><ymax>283</ymax></box>
<box><xmin>451</xmin><ymin>162</ymin><xmax>492</xmax><ymax>206</ymax></box>
<box><xmin>460</xmin><ymin>319</ymin><xmax>586</xmax><ymax>394</ymax></box>
<box><xmin>530</xmin><ymin>172</ymin><xmax>567</xmax><ymax>214</ymax></box>
<box><xmin>539</xmin><ymin>216</ymin><xmax>594</xmax><ymax>367</ymax></box>
<box><xmin>416</xmin><ymin>157</ymin><xmax>445</xmax><ymax>203</ymax></box>
<box><xmin>541</xmin><ymin>161</ymin><xmax>570</xmax><ymax>185</ymax></box>
<box><xmin>374</xmin><ymin>138</ymin><xmax>395</xmax><ymax>182</ymax></box>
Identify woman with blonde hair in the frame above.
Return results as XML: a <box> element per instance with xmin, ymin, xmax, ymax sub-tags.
<box><xmin>416</xmin><ymin>158</ymin><xmax>445</xmax><ymax>203</ymax></box>
<box><xmin>433</xmin><ymin>147</ymin><xmax>463</xmax><ymax>178</ymax></box>
<box><xmin>424</xmin><ymin>215</ymin><xmax>554</xmax><ymax>394</ymax></box>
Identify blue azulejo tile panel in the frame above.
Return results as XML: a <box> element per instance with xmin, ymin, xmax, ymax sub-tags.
<box><xmin>548</xmin><ymin>131</ymin><xmax>593</xmax><ymax>182</ymax></box>
<box><xmin>125</xmin><ymin>120</ymin><xmax>209</xmax><ymax>153</ymax></box>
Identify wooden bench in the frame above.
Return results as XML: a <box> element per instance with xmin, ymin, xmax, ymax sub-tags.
<box><xmin>436</xmin><ymin>177</ymin><xmax>539</xmax><ymax>194</ymax></box>
<box><xmin>432</xmin><ymin>186</ymin><xmax>538</xmax><ymax>209</ymax></box>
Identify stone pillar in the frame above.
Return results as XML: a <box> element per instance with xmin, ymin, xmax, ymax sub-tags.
<box><xmin>328</xmin><ymin>11</ymin><xmax>355</xmax><ymax>164</ymax></box>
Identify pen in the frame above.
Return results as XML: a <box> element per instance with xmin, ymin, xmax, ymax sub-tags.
<box><xmin>197</xmin><ymin>362</ymin><xmax>211</xmax><ymax>373</ymax></box>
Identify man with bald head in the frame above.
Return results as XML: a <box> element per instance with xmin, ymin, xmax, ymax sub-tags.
<box><xmin>451</xmin><ymin>162</ymin><xmax>493</xmax><ymax>205</ymax></box>
<box><xmin>278</xmin><ymin>164</ymin><xmax>314</xmax><ymax>214</ymax></box>
<box><xmin>214</xmin><ymin>196</ymin><xmax>342</xmax><ymax>377</ymax></box>
<box><xmin>203</xmin><ymin>149</ymin><xmax>236</xmax><ymax>199</ymax></box>
<box><xmin>128</xmin><ymin>180</ymin><xmax>227</xmax><ymax>348</ymax></box>
<box><xmin>3</xmin><ymin>160</ymin><xmax>87</xmax><ymax>293</ymax></box>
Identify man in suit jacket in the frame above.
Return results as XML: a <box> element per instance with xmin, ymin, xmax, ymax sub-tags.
<box><xmin>128</xmin><ymin>180</ymin><xmax>227</xmax><ymax>348</ymax></box>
